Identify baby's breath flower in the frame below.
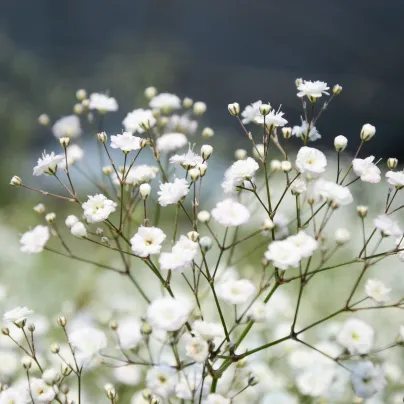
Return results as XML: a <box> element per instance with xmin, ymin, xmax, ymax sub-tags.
<box><xmin>82</xmin><ymin>194</ymin><xmax>117</xmax><ymax>223</ymax></box>
<box><xmin>360</xmin><ymin>123</ymin><xmax>376</xmax><ymax>141</ymax></box>
<box><xmin>33</xmin><ymin>151</ymin><xmax>64</xmax><ymax>176</ymax></box>
<box><xmin>123</xmin><ymin>109</ymin><xmax>156</xmax><ymax>134</ymax></box>
<box><xmin>20</xmin><ymin>225</ymin><xmax>49</xmax><ymax>254</ymax></box>
<box><xmin>52</xmin><ymin>115</ymin><xmax>82</xmax><ymax>138</ymax></box>
<box><xmin>89</xmin><ymin>93</ymin><xmax>118</xmax><ymax>113</ymax></box>
<box><xmin>130</xmin><ymin>226</ymin><xmax>166</xmax><ymax>257</ymax></box>
<box><xmin>157</xmin><ymin>178</ymin><xmax>189</xmax><ymax>206</ymax></box>
<box><xmin>211</xmin><ymin>199</ymin><xmax>250</xmax><ymax>227</ymax></box>
<box><xmin>365</xmin><ymin>279</ymin><xmax>391</xmax><ymax>303</ymax></box>
<box><xmin>110</xmin><ymin>132</ymin><xmax>142</xmax><ymax>153</ymax></box>
<box><xmin>352</xmin><ymin>156</ymin><xmax>381</xmax><ymax>183</ymax></box>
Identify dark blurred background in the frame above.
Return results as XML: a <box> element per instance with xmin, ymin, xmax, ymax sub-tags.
<box><xmin>1</xmin><ymin>0</ymin><xmax>403</xmax><ymax>205</ymax></box>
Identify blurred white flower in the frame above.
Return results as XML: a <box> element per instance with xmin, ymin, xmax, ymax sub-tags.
<box><xmin>123</xmin><ymin>109</ymin><xmax>156</xmax><ymax>133</ymax></box>
<box><xmin>365</xmin><ymin>279</ymin><xmax>391</xmax><ymax>303</ymax></box>
<box><xmin>110</xmin><ymin>132</ymin><xmax>142</xmax><ymax>153</ymax></box>
<box><xmin>337</xmin><ymin>318</ymin><xmax>374</xmax><ymax>355</ymax></box>
<box><xmin>156</xmin><ymin>132</ymin><xmax>188</xmax><ymax>152</ymax></box>
<box><xmin>59</xmin><ymin>144</ymin><xmax>84</xmax><ymax>168</ymax></box>
<box><xmin>297</xmin><ymin>80</ymin><xmax>330</xmax><ymax>98</ymax></box>
<box><xmin>65</xmin><ymin>215</ymin><xmax>79</xmax><ymax>228</ymax></box>
<box><xmin>33</xmin><ymin>151</ymin><xmax>64</xmax><ymax>176</ymax></box>
<box><xmin>296</xmin><ymin>364</ymin><xmax>335</xmax><ymax>397</ymax></box>
<box><xmin>157</xmin><ymin>178</ymin><xmax>189</xmax><ymax>206</ymax></box>
<box><xmin>192</xmin><ymin>320</ymin><xmax>225</xmax><ymax>341</ymax></box>
<box><xmin>89</xmin><ymin>93</ymin><xmax>118</xmax><ymax>112</ymax></box>
<box><xmin>314</xmin><ymin>179</ymin><xmax>353</xmax><ymax>206</ymax></box>
<box><xmin>0</xmin><ymin>351</ymin><xmax>18</xmax><ymax>377</ymax></box>
<box><xmin>159</xmin><ymin>235</ymin><xmax>198</xmax><ymax>272</ymax></box>
<box><xmin>222</xmin><ymin>157</ymin><xmax>259</xmax><ymax>194</ymax></box>
<box><xmin>373</xmin><ymin>214</ymin><xmax>402</xmax><ymax>237</ymax></box>
<box><xmin>205</xmin><ymin>393</ymin><xmax>230</xmax><ymax>404</ymax></box>
<box><xmin>113</xmin><ymin>365</ymin><xmax>142</xmax><ymax>386</ymax></box>
<box><xmin>122</xmin><ymin>165</ymin><xmax>158</xmax><ymax>186</ymax></box>
<box><xmin>30</xmin><ymin>378</ymin><xmax>56</xmax><ymax>402</ymax></box>
<box><xmin>351</xmin><ymin>361</ymin><xmax>386</xmax><ymax>398</ymax></box>
<box><xmin>166</xmin><ymin>114</ymin><xmax>198</xmax><ymax>134</ymax></box>
<box><xmin>52</xmin><ymin>115</ymin><xmax>82</xmax><ymax>138</ymax></box>
<box><xmin>290</xmin><ymin>178</ymin><xmax>307</xmax><ymax>194</ymax></box>
<box><xmin>335</xmin><ymin>228</ymin><xmax>351</xmax><ymax>244</ymax></box>
<box><xmin>82</xmin><ymin>194</ymin><xmax>117</xmax><ymax>223</ymax></box>
<box><xmin>386</xmin><ymin>170</ymin><xmax>404</xmax><ymax>188</ymax></box>
<box><xmin>353</xmin><ymin>156</ymin><xmax>381</xmax><ymax>183</ymax></box>
<box><xmin>185</xmin><ymin>336</ymin><xmax>209</xmax><ymax>362</ymax></box>
<box><xmin>241</xmin><ymin>100</ymin><xmax>262</xmax><ymax>124</ymax></box>
<box><xmin>69</xmin><ymin>327</ymin><xmax>107</xmax><ymax>364</ymax></box>
<box><xmin>217</xmin><ymin>279</ymin><xmax>256</xmax><ymax>305</ymax></box>
<box><xmin>255</xmin><ymin>109</ymin><xmax>288</xmax><ymax>127</ymax></box>
<box><xmin>175</xmin><ymin>364</ymin><xmax>210</xmax><ymax>400</ymax></box>
<box><xmin>295</xmin><ymin>146</ymin><xmax>327</xmax><ymax>176</ymax></box>
<box><xmin>265</xmin><ymin>240</ymin><xmax>301</xmax><ymax>270</ymax></box>
<box><xmin>211</xmin><ymin>199</ymin><xmax>250</xmax><ymax>227</ymax></box>
<box><xmin>20</xmin><ymin>225</ymin><xmax>49</xmax><ymax>254</ymax></box>
<box><xmin>0</xmin><ymin>387</ymin><xmax>26</xmax><ymax>404</ymax></box>
<box><xmin>146</xmin><ymin>366</ymin><xmax>177</xmax><ymax>398</ymax></box>
<box><xmin>288</xmin><ymin>231</ymin><xmax>318</xmax><ymax>258</ymax></box>
<box><xmin>117</xmin><ymin>318</ymin><xmax>143</xmax><ymax>350</ymax></box>
<box><xmin>130</xmin><ymin>226</ymin><xmax>166</xmax><ymax>257</ymax></box>
<box><xmin>292</xmin><ymin>119</ymin><xmax>321</xmax><ymax>141</ymax></box>
<box><xmin>149</xmin><ymin>93</ymin><xmax>181</xmax><ymax>110</ymax></box>
<box><xmin>170</xmin><ymin>147</ymin><xmax>203</xmax><ymax>169</ymax></box>
<box><xmin>70</xmin><ymin>222</ymin><xmax>87</xmax><ymax>238</ymax></box>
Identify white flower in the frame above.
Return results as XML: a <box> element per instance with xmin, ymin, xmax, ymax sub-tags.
<box><xmin>246</xmin><ymin>301</ymin><xmax>267</xmax><ymax>322</ymax></box>
<box><xmin>386</xmin><ymin>170</ymin><xmax>404</xmax><ymax>188</ymax></box>
<box><xmin>42</xmin><ymin>368</ymin><xmax>59</xmax><ymax>384</ymax></box>
<box><xmin>241</xmin><ymin>100</ymin><xmax>262</xmax><ymax>124</ymax></box>
<box><xmin>217</xmin><ymin>279</ymin><xmax>256</xmax><ymax>305</ymax></box>
<box><xmin>166</xmin><ymin>114</ymin><xmax>198</xmax><ymax>134</ymax></box>
<box><xmin>292</xmin><ymin>119</ymin><xmax>321</xmax><ymax>141</ymax></box>
<box><xmin>0</xmin><ymin>351</ymin><xmax>18</xmax><ymax>377</ymax></box>
<box><xmin>33</xmin><ymin>151</ymin><xmax>64</xmax><ymax>176</ymax></box>
<box><xmin>159</xmin><ymin>235</ymin><xmax>198</xmax><ymax>272</ymax></box>
<box><xmin>156</xmin><ymin>132</ymin><xmax>188</xmax><ymax>152</ymax></box>
<box><xmin>30</xmin><ymin>378</ymin><xmax>56</xmax><ymax>402</ymax></box>
<box><xmin>365</xmin><ymin>279</ymin><xmax>391</xmax><ymax>303</ymax></box>
<box><xmin>130</xmin><ymin>226</ymin><xmax>166</xmax><ymax>257</ymax></box>
<box><xmin>221</xmin><ymin>157</ymin><xmax>259</xmax><ymax>194</ymax></box>
<box><xmin>123</xmin><ymin>109</ymin><xmax>156</xmax><ymax>133</ymax></box>
<box><xmin>205</xmin><ymin>393</ymin><xmax>230</xmax><ymax>404</ymax></box>
<box><xmin>124</xmin><ymin>165</ymin><xmax>158</xmax><ymax>186</ymax></box>
<box><xmin>295</xmin><ymin>147</ymin><xmax>327</xmax><ymax>176</ymax></box>
<box><xmin>265</xmin><ymin>240</ymin><xmax>301</xmax><ymax>270</ymax></box>
<box><xmin>89</xmin><ymin>93</ymin><xmax>118</xmax><ymax>112</ymax></box>
<box><xmin>0</xmin><ymin>388</ymin><xmax>25</xmax><ymax>404</ymax></box>
<box><xmin>211</xmin><ymin>199</ymin><xmax>250</xmax><ymax>227</ymax></box>
<box><xmin>157</xmin><ymin>178</ymin><xmax>189</xmax><ymax>206</ymax></box>
<box><xmin>52</xmin><ymin>115</ymin><xmax>82</xmax><ymax>138</ymax></box>
<box><xmin>69</xmin><ymin>327</ymin><xmax>107</xmax><ymax>364</ymax></box>
<box><xmin>373</xmin><ymin>214</ymin><xmax>402</xmax><ymax>237</ymax></box>
<box><xmin>147</xmin><ymin>296</ymin><xmax>191</xmax><ymax>331</ymax></box>
<box><xmin>185</xmin><ymin>336</ymin><xmax>209</xmax><ymax>362</ymax></box>
<box><xmin>20</xmin><ymin>225</ymin><xmax>50</xmax><ymax>254</ymax></box>
<box><xmin>59</xmin><ymin>144</ymin><xmax>84</xmax><ymax>168</ymax></box>
<box><xmin>170</xmin><ymin>147</ymin><xmax>203</xmax><ymax>169</ymax></box>
<box><xmin>65</xmin><ymin>215</ymin><xmax>79</xmax><ymax>228</ymax></box>
<box><xmin>351</xmin><ymin>361</ymin><xmax>386</xmax><ymax>398</ymax></box>
<box><xmin>360</xmin><ymin>123</ymin><xmax>376</xmax><ymax>141</ymax></box>
<box><xmin>110</xmin><ymin>132</ymin><xmax>142</xmax><ymax>153</ymax></box>
<box><xmin>4</xmin><ymin>306</ymin><xmax>33</xmax><ymax>325</ymax></box>
<box><xmin>149</xmin><ymin>93</ymin><xmax>181</xmax><ymax>110</ymax></box>
<box><xmin>288</xmin><ymin>231</ymin><xmax>318</xmax><ymax>258</ymax></box>
<box><xmin>290</xmin><ymin>178</ymin><xmax>307</xmax><ymax>194</ymax></box>
<box><xmin>70</xmin><ymin>222</ymin><xmax>87</xmax><ymax>238</ymax></box>
<box><xmin>352</xmin><ymin>156</ymin><xmax>381</xmax><ymax>183</ymax></box>
<box><xmin>334</xmin><ymin>135</ymin><xmax>348</xmax><ymax>151</ymax></box>
<box><xmin>337</xmin><ymin>318</ymin><xmax>374</xmax><ymax>355</ymax></box>
<box><xmin>314</xmin><ymin>179</ymin><xmax>353</xmax><ymax>206</ymax></box>
<box><xmin>335</xmin><ymin>228</ymin><xmax>351</xmax><ymax>244</ymax></box>
<box><xmin>192</xmin><ymin>320</ymin><xmax>224</xmax><ymax>340</ymax></box>
<box><xmin>296</xmin><ymin>364</ymin><xmax>335</xmax><ymax>397</ymax></box>
<box><xmin>255</xmin><ymin>109</ymin><xmax>288</xmax><ymax>127</ymax></box>
<box><xmin>297</xmin><ymin>80</ymin><xmax>330</xmax><ymax>98</ymax></box>
<box><xmin>113</xmin><ymin>365</ymin><xmax>141</xmax><ymax>386</ymax></box>
<box><xmin>117</xmin><ymin>318</ymin><xmax>143</xmax><ymax>350</ymax></box>
<box><xmin>82</xmin><ymin>194</ymin><xmax>117</xmax><ymax>223</ymax></box>
<box><xmin>146</xmin><ymin>366</ymin><xmax>177</xmax><ymax>398</ymax></box>
<box><xmin>175</xmin><ymin>365</ymin><xmax>210</xmax><ymax>400</ymax></box>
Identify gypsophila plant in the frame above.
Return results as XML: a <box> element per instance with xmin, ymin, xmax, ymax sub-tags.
<box><xmin>4</xmin><ymin>80</ymin><xmax>404</xmax><ymax>403</ymax></box>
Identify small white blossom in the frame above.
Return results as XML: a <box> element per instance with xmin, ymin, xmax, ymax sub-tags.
<box><xmin>290</xmin><ymin>178</ymin><xmax>307</xmax><ymax>194</ymax></box>
<box><xmin>185</xmin><ymin>336</ymin><xmax>209</xmax><ymax>362</ymax></box>
<box><xmin>65</xmin><ymin>215</ymin><xmax>79</xmax><ymax>228</ymax></box>
<box><xmin>110</xmin><ymin>132</ymin><xmax>142</xmax><ymax>153</ymax></box>
<box><xmin>211</xmin><ymin>199</ymin><xmax>250</xmax><ymax>227</ymax></box>
<box><xmin>175</xmin><ymin>365</ymin><xmax>210</xmax><ymax>400</ymax></box>
<box><xmin>124</xmin><ymin>165</ymin><xmax>158</xmax><ymax>186</ymax></box>
<box><xmin>149</xmin><ymin>93</ymin><xmax>181</xmax><ymax>110</ymax></box>
<box><xmin>352</xmin><ymin>156</ymin><xmax>381</xmax><ymax>183</ymax></box>
<box><xmin>170</xmin><ymin>147</ymin><xmax>203</xmax><ymax>169</ymax></box>
<box><xmin>4</xmin><ymin>306</ymin><xmax>33</xmax><ymax>325</ymax></box>
<box><xmin>0</xmin><ymin>388</ymin><xmax>25</xmax><ymax>404</ymax></box>
<box><xmin>351</xmin><ymin>361</ymin><xmax>386</xmax><ymax>398</ymax></box>
<box><xmin>59</xmin><ymin>144</ymin><xmax>84</xmax><ymax>168</ymax></box>
<box><xmin>130</xmin><ymin>226</ymin><xmax>166</xmax><ymax>257</ymax></box>
<box><xmin>117</xmin><ymin>318</ymin><xmax>143</xmax><ymax>350</ymax></box>
<box><xmin>374</xmin><ymin>214</ymin><xmax>402</xmax><ymax>237</ymax></box>
<box><xmin>205</xmin><ymin>393</ymin><xmax>230</xmax><ymax>404</ymax></box>
<box><xmin>69</xmin><ymin>327</ymin><xmax>107</xmax><ymax>364</ymax></box>
<box><xmin>255</xmin><ymin>109</ymin><xmax>288</xmax><ymax>127</ymax></box>
<box><xmin>222</xmin><ymin>157</ymin><xmax>259</xmax><ymax>194</ymax></box>
<box><xmin>156</xmin><ymin>132</ymin><xmax>187</xmax><ymax>152</ymax></box>
<box><xmin>157</xmin><ymin>178</ymin><xmax>189</xmax><ymax>206</ymax></box>
<box><xmin>33</xmin><ymin>151</ymin><xmax>64</xmax><ymax>176</ymax></box>
<box><xmin>166</xmin><ymin>114</ymin><xmax>198</xmax><ymax>134</ymax></box>
<box><xmin>265</xmin><ymin>240</ymin><xmax>301</xmax><ymax>270</ymax></box>
<box><xmin>159</xmin><ymin>235</ymin><xmax>198</xmax><ymax>272</ymax></box>
<box><xmin>292</xmin><ymin>119</ymin><xmax>321</xmax><ymax>141</ymax></box>
<box><xmin>192</xmin><ymin>320</ymin><xmax>225</xmax><ymax>341</ymax></box>
<box><xmin>217</xmin><ymin>279</ymin><xmax>256</xmax><ymax>305</ymax></box>
<box><xmin>20</xmin><ymin>225</ymin><xmax>50</xmax><ymax>254</ymax></box>
<box><xmin>147</xmin><ymin>296</ymin><xmax>191</xmax><ymax>331</ymax></box>
<box><xmin>335</xmin><ymin>228</ymin><xmax>351</xmax><ymax>244</ymax></box>
<box><xmin>70</xmin><ymin>222</ymin><xmax>87</xmax><ymax>238</ymax></box>
<box><xmin>295</xmin><ymin>147</ymin><xmax>327</xmax><ymax>176</ymax></box>
<box><xmin>241</xmin><ymin>100</ymin><xmax>262</xmax><ymax>124</ymax></box>
<box><xmin>52</xmin><ymin>115</ymin><xmax>82</xmax><ymax>138</ymax></box>
<box><xmin>314</xmin><ymin>179</ymin><xmax>353</xmax><ymax>206</ymax></box>
<box><xmin>386</xmin><ymin>170</ymin><xmax>404</xmax><ymax>188</ymax></box>
<box><xmin>297</xmin><ymin>80</ymin><xmax>330</xmax><ymax>98</ymax></box>
<box><xmin>334</xmin><ymin>135</ymin><xmax>348</xmax><ymax>151</ymax></box>
<box><xmin>365</xmin><ymin>279</ymin><xmax>391</xmax><ymax>303</ymax></box>
<box><xmin>288</xmin><ymin>231</ymin><xmax>318</xmax><ymax>258</ymax></box>
<box><xmin>337</xmin><ymin>318</ymin><xmax>374</xmax><ymax>355</ymax></box>
<box><xmin>123</xmin><ymin>109</ymin><xmax>156</xmax><ymax>134</ymax></box>
<box><xmin>146</xmin><ymin>366</ymin><xmax>177</xmax><ymax>399</ymax></box>
<box><xmin>82</xmin><ymin>194</ymin><xmax>117</xmax><ymax>223</ymax></box>
<box><xmin>30</xmin><ymin>378</ymin><xmax>56</xmax><ymax>402</ymax></box>
<box><xmin>360</xmin><ymin>123</ymin><xmax>376</xmax><ymax>141</ymax></box>
<box><xmin>89</xmin><ymin>93</ymin><xmax>118</xmax><ymax>112</ymax></box>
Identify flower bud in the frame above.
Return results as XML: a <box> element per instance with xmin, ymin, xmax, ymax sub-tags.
<box><xmin>387</xmin><ymin>158</ymin><xmax>398</xmax><ymax>170</ymax></box>
<box><xmin>248</xmin><ymin>374</ymin><xmax>260</xmax><ymax>386</ymax></box>
<box><xmin>202</xmin><ymin>127</ymin><xmax>214</xmax><ymax>138</ymax></box>
<box><xmin>334</xmin><ymin>135</ymin><xmax>347</xmax><ymax>152</ymax></box>
<box><xmin>97</xmin><ymin>132</ymin><xmax>107</xmax><ymax>143</ymax></box>
<box><xmin>71</xmin><ymin>222</ymin><xmax>87</xmax><ymax>238</ymax></box>
<box><xmin>141</xmin><ymin>321</ymin><xmax>152</xmax><ymax>336</ymax></box>
<box><xmin>101</xmin><ymin>236</ymin><xmax>110</xmax><ymax>246</ymax></box>
<box><xmin>290</xmin><ymin>179</ymin><xmax>307</xmax><ymax>195</ymax></box>
<box><xmin>270</xmin><ymin>160</ymin><xmax>282</xmax><ymax>171</ymax></box>
<box><xmin>73</xmin><ymin>103</ymin><xmax>84</xmax><ymax>115</ymax></box>
<box><xmin>65</xmin><ymin>215</ymin><xmax>79</xmax><ymax>228</ymax></box>
<box><xmin>335</xmin><ymin>228</ymin><xmax>351</xmax><ymax>245</ymax></box>
<box><xmin>281</xmin><ymin>160</ymin><xmax>292</xmax><ymax>173</ymax></box>
<box><xmin>139</xmin><ymin>119</ymin><xmax>152</xmax><ymax>131</ymax></box>
<box><xmin>142</xmin><ymin>389</ymin><xmax>152</xmax><ymax>400</ymax></box>
<box><xmin>158</xmin><ymin>116</ymin><xmax>168</xmax><ymax>128</ymax></box>
<box><xmin>50</xmin><ymin>343</ymin><xmax>60</xmax><ymax>354</ymax></box>
<box><xmin>139</xmin><ymin>183</ymin><xmax>151</xmax><ymax>200</ymax></box>
<box><xmin>42</xmin><ymin>368</ymin><xmax>60</xmax><ymax>385</ymax></box>
<box><xmin>360</xmin><ymin>123</ymin><xmax>376</xmax><ymax>141</ymax></box>
<box><xmin>197</xmin><ymin>211</ymin><xmax>211</xmax><ymax>223</ymax></box>
<box><xmin>102</xmin><ymin>166</ymin><xmax>113</xmax><ymax>176</ymax></box>
<box><xmin>1</xmin><ymin>328</ymin><xmax>9</xmax><ymax>336</ymax></box>
<box><xmin>144</xmin><ymin>86</ymin><xmax>157</xmax><ymax>100</ymax></box>
<box><xmin>198</xmin><ymin>163</ymin><xmax>208</xmax><ymax>177</ymax></box>
<box><xmin>357</xmin><ymin>205</ymin><xmax>368</xmax><ymax>218</ymax></box>
<box><xmin>57</xmin><ymin>316</ymin><xmax>67</xmax><ymax>327</ymax></box>
<box><xmin>235</xmin><ymin>149</ymin><xmax>247</xmax><ymax>160</ymax></box>
<box><xmin>27</xmin><ymin>324</ymin><xmax>35</xmax><ymax>332</ymax></box>
<box><xmin>45</xmin><ymin>213</ymin><xmax>56</xmax><ymax>223</ymax></box>
<box><xmin>10</xmin><ymin>175</ymin><xmax>22</xmax><ymax>186</ymax></box>
<box><xmin>259</xmin><ymin>103</ymin><xmax>271</xmax><ymax>116</ymax></box>
<box><xmin>76</xmin><ymin>89</ymin><xmax>87</xmax><ymax>101</ymax></box>
<box><xmin>201</xmin><ymin>145</ymin><xmax>213</xmax><ymax>160</ymax></box>
<box><xmin>183</xmin><ymin>97</ymin><xmax>193</xmax><ymax>108</ymax></box>
<box><xmin>60</xmin><ymin>384</ymin><xmax>69</xmax><ymax>394</ymax></box>
<box><xmin>96</xmin><ymin>228</ymin><xmax>103</xmax><ymax>237</ymax></box>
<box><xmin>189</xmin><ymin>168</ymin><xmax>200</xmax><ymax>181</ymax></box>
<box><xmin>333</xmin><ymin>84</ymin><xmax>342</xmax><ymax>95</ymax></box>
<box><xmin>34</xmin><ymin>203</ymin><xmax>45</xmax><ymax>214</ymax></box>
<box><xmin>262</xmin><ymin>218</ymin><xmax>275</xmax><ymax>231</ymax></box>
<box><xmin>187</xmin><ymin>231</ymin><xmax>199</xmax><ymax>242</ymax></box>
<box><xmin>104</xmin><ymin>384</ymin><xmax>117</xmax><ymax>400</ymax></box>
<box><xmin>82</xmin><ymin>99</ymin><xmax>90</xmax><ymax>109</ymax></box>
<box><xmin>253</xmin><ymin>144</ymin><xmax>265</xmax><ymax>160</ymax></box>
<box><xmin>282</xmin><ymin>127</ymin><xmax>292</xmax><ymax>139</ymax></box>
<box><xmin>21</xmin><ymin>356</ymin><xmax>32</xmax><ymax>370</ymax></box>
<box><xmin>193</xmin><ymin>101</ymin><xmax>207</xmax><ymax>116</ymax></box>
<box><xmin>295</xmin><ymin>78</ymin><xmax>303</xmax><ymax>87</ymax></box>
<box><xmin>38</xmin><ymin>114</ymin><xmax>50</xmax><ymax>126</ymax></box>
<box><xmin>59</xmin><ymin>137</ymin><xmax>70</xmax><ymax>148</ymax></box>
<box><xmin>61</xmin><ymin>363</ymin><xmax>72</xmax><ymax>376</ymax></box>
<box><xmin>199</xmin><ymin>236</ymin><xmax>213</xmax><ymax>252</ymax></box>
<box><xmin>228</xmin><ymin>102</ymin><xmax>240</xmax><ymax>116</ymax></box>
